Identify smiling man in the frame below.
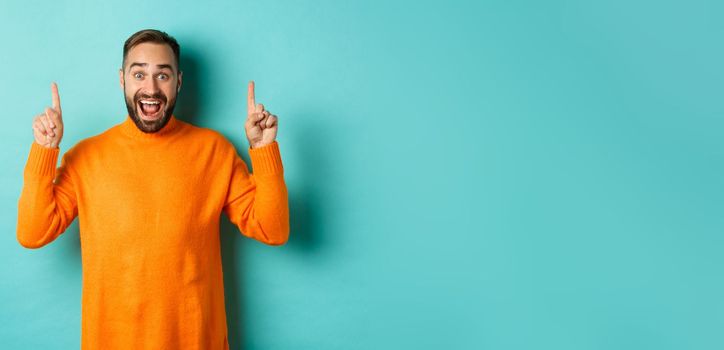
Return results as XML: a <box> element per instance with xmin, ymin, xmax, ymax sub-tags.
<box><xmin>17</xmin><ymin>29</ymin><xmax>289</xmax><ymax>349</ymax></box>
<box><xmin>121</xmin><ymin>35</ymin><xmax>181</xmax><ymax>133</ymax></box>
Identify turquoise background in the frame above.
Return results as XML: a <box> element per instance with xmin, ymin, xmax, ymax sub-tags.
<box><xmin>1</xmin><ymin>0</ymin><xmax>723</xmax><ymax>348</ymax></box>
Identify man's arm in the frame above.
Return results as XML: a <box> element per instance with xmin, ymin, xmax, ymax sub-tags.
<box><xmin>223</xmin><ymin>80</ymin><xmax>289</xmax><ymax>245</ymax></box>
<box><xmin>222</xmin><ymin>141</ymin><xmax>289</xmax><ymax>245</ymax></box>
<box><xmin>17</xmin><ymin>82</ymin><xmax>77</xmax><ymax>249</ymax></box>
<box><xmin>17</xmin><ymin>142</ymin><xmax>79</xmax><ymax>248</ymax></box>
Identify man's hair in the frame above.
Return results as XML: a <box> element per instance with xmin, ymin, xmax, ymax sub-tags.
<box><xmin>122</xmin><ymin>29</ymin><xmax>180</xmax><ymax>72</ymax></box>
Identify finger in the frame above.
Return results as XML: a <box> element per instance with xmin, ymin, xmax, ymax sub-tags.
<box><xmin>255</xmin><ymin>103</ymin><xmax>264</xmax><ymax>114</ymax></box>
<box><xmin>32</xmin><ymin>124</ymin><xmax>43</xmax><ymax>138</ymax></box>
<box><xmin>261</xmin><ymin>111</ymin><xmax>270</xmax><ymax>127</ymax></box>
<box><xmin>44</xmin><ymin>107</ymin><xmax>57</xmax><ymax>128</ymax></box>
<box><xmin>246</xmin><ymin>111</ymin><xmax>265</xmax><ymax>123</ymax></box>
<box><xmin>266</xmin><ymin>114</ymin><xmax>277</xmax><ymax>128</ymax></box>
<box><xmin>33</xmin><ymin>119</ymin><xmax>48</xmax><ymax>136</ymax></box>
<box><xmin>258</xmin><ymin>114</ymin><xmax>268</xmax><ymax>130</ymax></box>
<box><xmin>44</xmin><ymin>114</ymin><xmax>56</xmax><ymax>135</ymax></box>
<box><xmin>247</xmin><ymin>81</ymin><xmax>255</xmax><ymax>114</ymax></box>
<box><xmin>51</xmin><ymin>82</ymin><xmax>61</xmax><ymax>112</ymax></box>
<box><xmin>245</xmin><ymin>112</ymin><xmax>265</xmax><ymax>128</ymax></box>
<box><xmin>35</xmin><ymin>119</ymin><xmax>50</xmax><ymax>137</ymax></box>
<box><xmin>33</xmin><ymin>126</ymin><xmax>49</xmax><ymax>140</ymax></box>
<box><xmin>42</xmin><ymin>117</ymin><xmax>55</xmax><ymax>137</ymax></box>
<box><xmin>39</xmin><ymin>114</ymin><xmax>54</xmax><ymax>137</ymax></box>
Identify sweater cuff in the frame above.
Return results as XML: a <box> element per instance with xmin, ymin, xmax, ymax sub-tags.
<box><xmin>249</xmin><ymin>141</ymin><xmax>284</xmax><ymax>176</ymax></box>
<box><xmin>25</xmin><ymin>141</ymin><xmax>59</xmax><ymax>177</ymax></box>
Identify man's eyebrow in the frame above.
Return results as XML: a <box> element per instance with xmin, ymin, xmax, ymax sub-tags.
<box><xmin>128</xmin><ymin>62</ymin><xmax>175</xmax><ymax>70</ymax></box>
<box><xmin>155</xmin><ymin>64</ymin><xmax>174</xmax><ymax>71</ymax></box>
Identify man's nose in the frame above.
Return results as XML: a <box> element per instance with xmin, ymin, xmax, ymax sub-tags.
<box><xmin>142</xmin><ymin>76</ymin><xmax>160</xmax><ymax>94</ymax></box>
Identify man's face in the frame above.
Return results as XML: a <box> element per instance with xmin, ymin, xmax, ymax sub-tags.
<box><xmin>119</xmin><ymin>42</ymin><xmax>182</xmax><ymax>133</ymax></box>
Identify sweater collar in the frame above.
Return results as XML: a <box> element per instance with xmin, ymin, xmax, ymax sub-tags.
<box><xmin>119</xmin><ymin>114</ymin><xmax>181</xmax><ymax>139</ymax></box>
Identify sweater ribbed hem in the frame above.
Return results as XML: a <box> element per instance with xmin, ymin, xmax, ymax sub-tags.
<box><xmin>249</xmin><ymin>141</ymin><xmax>284</xmax><ymax>176</ymax></box>
<box><xmin>25</xmin><ymin>141</ymin><xmax>59</xmax><ymax>177</ymax></box>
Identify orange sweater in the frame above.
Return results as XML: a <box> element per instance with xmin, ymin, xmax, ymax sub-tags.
<box><xmin>17</xmin><ymin>114</ymin><xmax>289</xmax><ymax>349</ymax></box>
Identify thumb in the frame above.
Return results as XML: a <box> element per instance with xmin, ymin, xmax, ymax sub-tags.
<box><xmin>246</xmin><ymin>112</ymin><xmax>264</xmax><ymax>128</ymax></box>
<box><xmin>45</xmin><ymin>107</ymin><xmax>62</xmax><ymax>127</ymax></box>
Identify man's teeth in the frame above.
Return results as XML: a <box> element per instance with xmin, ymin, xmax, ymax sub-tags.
<box><xmin>140</xmin><ymin>100</ymin><xmax>160</xmax><ymax>104</ymax></box>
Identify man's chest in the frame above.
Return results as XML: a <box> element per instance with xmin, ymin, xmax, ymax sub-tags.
<box><xmin>73</xmin><ymin>145</ymin><xmax>229</xmax><ymax>234</ymax></box>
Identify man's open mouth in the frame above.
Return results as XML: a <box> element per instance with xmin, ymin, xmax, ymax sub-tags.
<box><xmin>138</xmin><ymin>99</ymin><xmax>164</xmax><ymax>120</ymax></box>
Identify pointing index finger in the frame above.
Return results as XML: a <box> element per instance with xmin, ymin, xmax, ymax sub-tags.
<box><xmin>247</xmin><ymin>80</ymin><xmax>255</xmax><ymax>114</ymax></box>
<box><xmin>51</xmin><ymin>82</ymin><xmax>61</xmax><ymax>112</ymax></box>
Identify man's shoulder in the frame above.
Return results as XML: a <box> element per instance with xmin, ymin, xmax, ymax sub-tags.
<box><xmin>61</xmin><ymin>126</ymin><xmax>109</xmax><ymax>156</ymax></box>
<box><xmin>67</xmin><ymin>124</ymin><xmax>117</xmax><ymax>153</ymax></box>
<box><xmin>180</xmin><ymin>120</ymin><xmax>223</xmax><ymax>138</ymax></box>
<box><xmin>178</xmin><ymin>120</ymin><xmax>238</xmax><ymax>150</ymax></box>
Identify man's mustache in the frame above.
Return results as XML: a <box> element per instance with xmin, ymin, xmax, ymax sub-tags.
<box><xmin>134</xmin><ymin>93</ymin><xmax>167</xmax><ymax>103</ymax></box>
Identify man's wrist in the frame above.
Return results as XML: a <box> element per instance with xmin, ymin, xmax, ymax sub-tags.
<box><xmin>250</xmin><ymin>141</ymin><xmax>273</xmax><ymax>149</ymax></box>
<box><xmin>33</xmin><ymin>140</ymin><xmax>60</xmax><ymax>149</ymax></box>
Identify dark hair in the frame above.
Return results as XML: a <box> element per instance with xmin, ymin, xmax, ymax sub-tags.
<box><xmin>122</xmin><ymin>29</ymin><xmax>180</xmax><ymax>72</ymax></box>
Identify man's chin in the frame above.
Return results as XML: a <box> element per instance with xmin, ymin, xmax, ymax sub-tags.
<box><xmin>139</xmin><ymin>113</ymin><xmax>163</xmax><ymax>123</ymax></box>
<box><xmin>130</xmin><ymin>110</ymin><xmax>171</xmax><ymax>133</ymax></box>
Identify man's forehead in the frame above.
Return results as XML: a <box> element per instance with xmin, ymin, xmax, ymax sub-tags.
<box><xmin>128</xmin><ymin>42</ymin><xmax>173</xmax><ymax>55</ymax></box>
<box><xmin>124</xmin><ymin>43</ymin><xmax>177</xmax><ymax>70</ymax></box>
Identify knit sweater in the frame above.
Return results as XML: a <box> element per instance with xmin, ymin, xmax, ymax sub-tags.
<box><xmin>17</xmin><ymin>114</ymin><xmax>289</xmax><ymax>349</ymax></box>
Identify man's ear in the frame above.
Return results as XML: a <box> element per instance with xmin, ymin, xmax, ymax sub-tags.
<box><xmin>119</xmin><ymin>69</ymin><xmax>124</xmax><ymax>90</ymax></box>
<box><xmin>177</xmin><ymin>70</ymin><xmax>183</xmax><ymax>92</ymax></box>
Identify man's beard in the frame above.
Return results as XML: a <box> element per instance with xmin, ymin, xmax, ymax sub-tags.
<box><xmin>124</xmin><ymin>86</ymin><xmax>177</xmax><ymax>133</ymax></box>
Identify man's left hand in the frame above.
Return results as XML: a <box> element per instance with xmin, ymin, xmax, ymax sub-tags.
<box><xmin>245</xmin><ymin>81</ymin><xmax>278</xmax><ymax>148</ymax></box>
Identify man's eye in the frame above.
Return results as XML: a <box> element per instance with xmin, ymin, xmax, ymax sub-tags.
<box><xmin>158</xmin><ymin>74</ymin><xmax>168</xmax><ymax>80</ymax></box>
<box><xmin>134</xmin><ymin>73</ymin><xmax>143</xmax><ymax>79</ymax></box>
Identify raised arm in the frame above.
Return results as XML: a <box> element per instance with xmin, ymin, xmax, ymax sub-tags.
<box><xmin>17</xmin><ymin>82</ymin><xmax>78</xmax><ymax>248</ymax></box>
<box><xmin>222</xmin><ymin>141</ymin><xmax>289</xmax><ymax>245</ymax></box>
<box><xmin>222</xmin><ymin>81</ymin><xmax>288</xmax><ymax>245</ymax></box>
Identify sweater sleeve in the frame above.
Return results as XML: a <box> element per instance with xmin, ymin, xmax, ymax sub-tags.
<box><xmin>17</xmin><ymin>141</ymin><xmax>79</xmax><ymax>249</ymax></box>
<box><xmin>222</xmin><ymin>141</ymin><xmax>290</xmax><ymax>246</ymax></box>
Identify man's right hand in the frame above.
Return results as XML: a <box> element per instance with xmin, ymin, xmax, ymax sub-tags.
<box><xmin>32</xmin><ymin>82</ymin><xmax>64</xmax><ymax>149</ymax></box>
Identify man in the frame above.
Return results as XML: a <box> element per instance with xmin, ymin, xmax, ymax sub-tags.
<box><xmin>17</xmin><ymin>29</ymin><xmax>289</xmax><ymax>349</ymax></box>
